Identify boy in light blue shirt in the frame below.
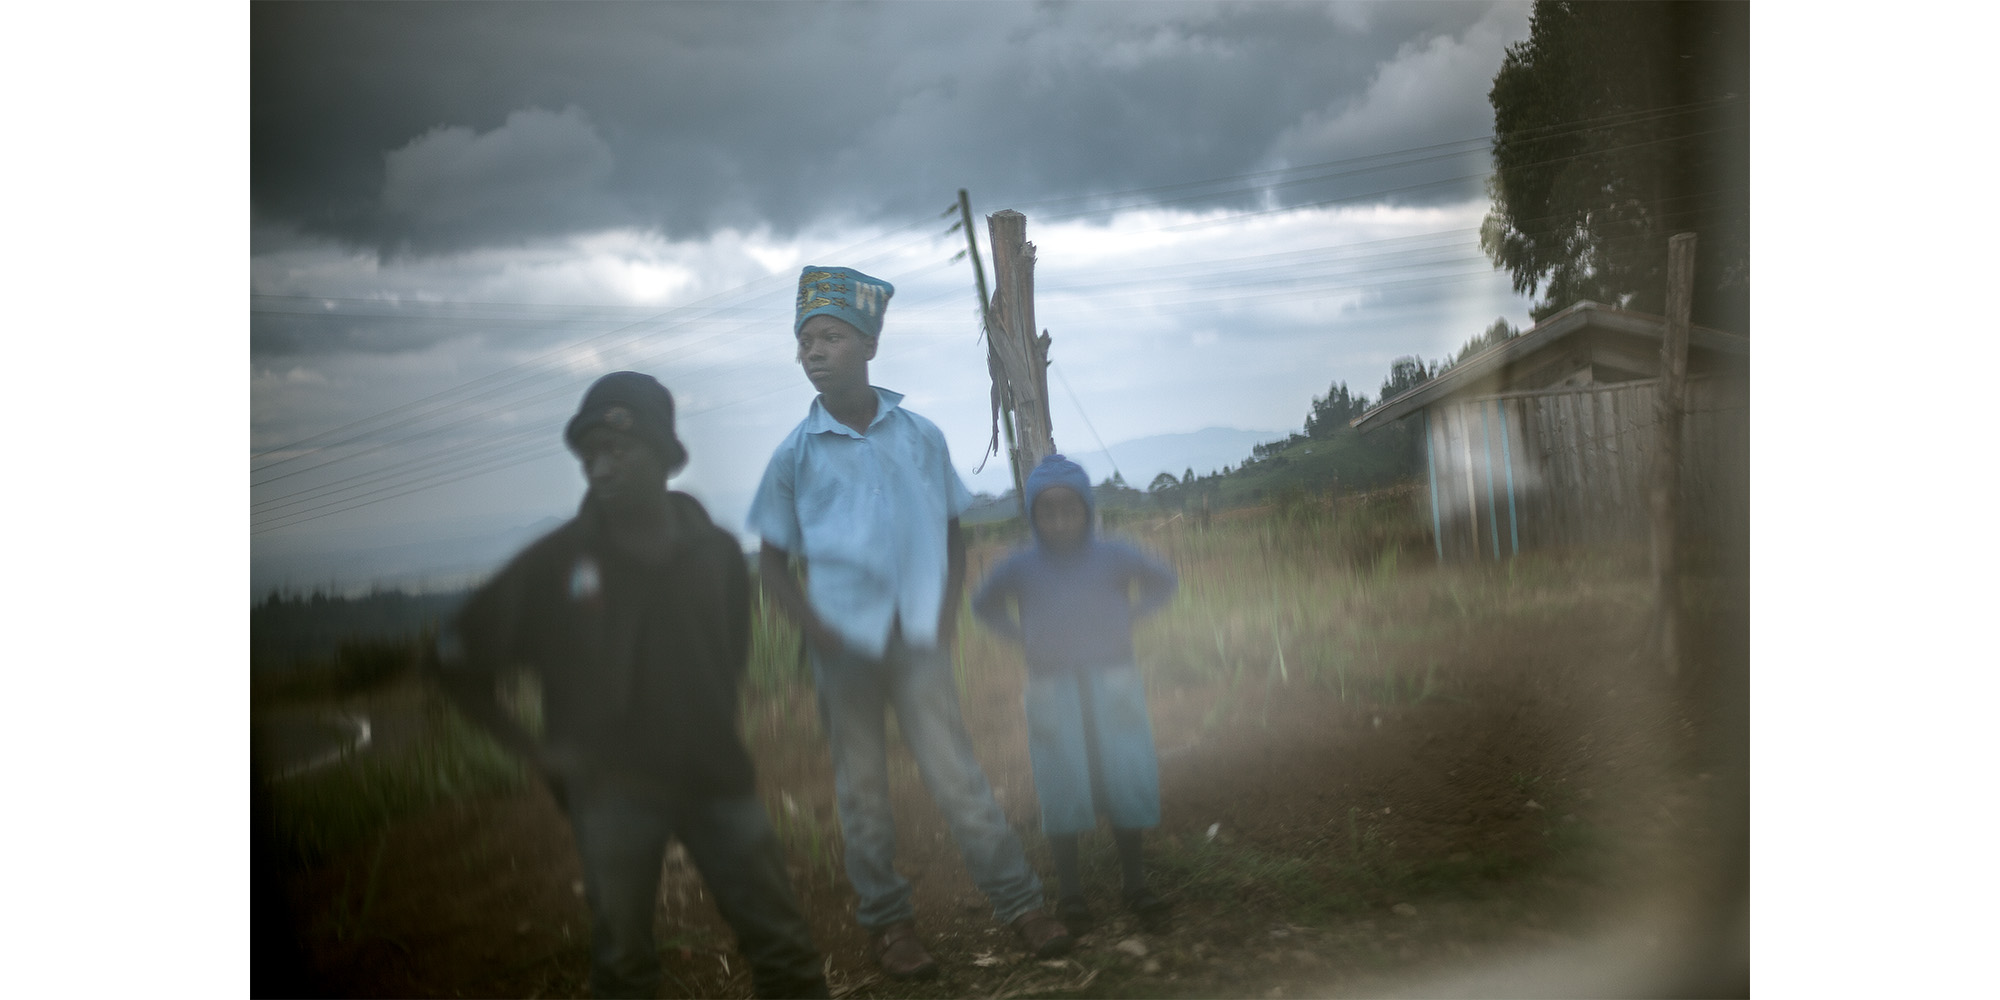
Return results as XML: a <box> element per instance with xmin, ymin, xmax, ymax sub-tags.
<box><xmin>748</xmin><ymin>266</ymin><xmax>1072</xmax><ymax>979</ymax></box>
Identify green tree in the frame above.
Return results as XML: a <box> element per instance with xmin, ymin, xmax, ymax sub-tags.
<box><xmin>1446</xmin><ymin>317</ymin><xmax>1518</xmax><ymax>369</ymax></box>
<box><xmin>1480</xmin><ymin>1</ymin><xmax>1749</xmax><ymax>333</ymax></box>
<box><xmin>1379</xmin><ymin>356</ymin><xmax>1437</xmax><ymax>403</ymax></box>
<box><xmin>1304</xmin><ymin>381</ymin><xmax>1371</xmax><ymax>439</ymax></box>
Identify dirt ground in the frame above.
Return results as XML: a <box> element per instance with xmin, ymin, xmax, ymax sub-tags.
<box><xmin>258</xmin><ymin>569</ymin><xmax>1747</xmax><ymax>999</ymax></box>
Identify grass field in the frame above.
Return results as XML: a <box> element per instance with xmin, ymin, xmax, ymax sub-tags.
<box><xmin>256</xmin><ymin>484</ymin><xmax>1749</xmax><ymax>997</ymax></box>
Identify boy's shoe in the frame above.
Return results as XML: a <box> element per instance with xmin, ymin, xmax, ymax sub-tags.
<box><xmin>1123</xmin><ymin>887</ymin><xmax>1172</xmax><ymax>917</ymax></box>
<box><xmin>1010</xmin><ymin>908</ymin><xmax>1075</xmax><ymax>958</ymax></box>
<box><xmin>868</xmin><ymin>922</ymin><xmax>939</xmax><ymax>980</ymax></box>
<box><xmin>1056</xmin><ymin>895</ymin><xmax>1094</xmax><ymax>935</ymax></box>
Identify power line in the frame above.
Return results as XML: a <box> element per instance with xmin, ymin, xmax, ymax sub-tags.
<box><xmin>259</xmin><ymin>203</ymin><xmax>1741</xmax><ymax>527</ymax></box>
<box><xmin>249</xmin><ymin>225</ymin><xmax>1508</xmax><ymax>523</ymax></box>
<box><xmin>252</xmin><ymin>216</ymin><xmax>949</xmax><ymax>466</ymax></box>
<box><xmin>253</xmin><ymin>365</ymin><xmax>818</xmax><ymax>534</ymax></box>
<box><xmin>254</xmin><ymin>252</ymin><xmax>970</xmax><ymax>508</ymax></box>
<box><xmin>248</xmin><ymin>234</ymin><xmax>1567</xmax><ymax>524</ymax></box>
<box><xmin>253</xmin><ymin>255</ymin><xmax>1510</xmax><ymax>530</ymax></box>
<box><xmin>253</xmin><ymin>101</ymin><xmax>1747</xmax><ymax>528</ymax></box>
<box><xmin>1048</xmin><ymin>361</ymin><xmax>1120</xmax><ymax>486</ymax></box>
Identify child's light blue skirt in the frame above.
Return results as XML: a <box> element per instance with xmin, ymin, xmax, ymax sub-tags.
<box><xmin>1024</xmin><ymin>663</ymin><xmax>1161</xmax><ymax>835</ymax></box>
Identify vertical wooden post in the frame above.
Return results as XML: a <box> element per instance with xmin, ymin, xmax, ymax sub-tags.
<box><xmin>958</xmin><ymin>190</ymin><xmax>1026</xmax><ymax>514</ymax></box>
<box><xmin>1652</xmin><ymin>232</ymin><xmax>1697</xmax><ymax>677</ymax></box>
<box><xmin>986</xmin><ymin>209</ymin><xmax>1055</xmax><ymax>492</ymax></box>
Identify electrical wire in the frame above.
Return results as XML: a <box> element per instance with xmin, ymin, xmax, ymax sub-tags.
<box><xmin>253</xmin><ymin>100</ymin><xmax>1747</xmax><ymax>530</ymax></box>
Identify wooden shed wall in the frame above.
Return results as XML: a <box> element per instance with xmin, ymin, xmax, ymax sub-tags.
<box><xmin>1422</xmin><ymin>373</ymin><xmax>1748</xmax><ymax>561</ymax></box>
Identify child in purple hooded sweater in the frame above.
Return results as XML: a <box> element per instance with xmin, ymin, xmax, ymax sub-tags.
<box><xmin>972</xmin><ymin>453</ymin><xmax>1178</xmax><ymax>932</ymax></box>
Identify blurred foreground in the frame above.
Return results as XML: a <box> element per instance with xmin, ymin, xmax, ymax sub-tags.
<box><xmin>254</xmin><ymin>493</ymin><xmax>1747</xmax><ymax>998</ymax></box>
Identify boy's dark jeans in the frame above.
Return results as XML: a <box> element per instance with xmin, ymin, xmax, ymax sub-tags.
<box><xmin>566</xmin><ymin>775</ymin><xmax>827</xmax><ymax>999</ymax></box>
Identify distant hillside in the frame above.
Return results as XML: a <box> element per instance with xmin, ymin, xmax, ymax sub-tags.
<box><xmin>961</xmin><ymin>426</ymin><xmax>1285</xmax><ymax>525</ymax></box>
<box><xmin>1061</xmin><ymin>426</ymin><xmax>1287</xmax><ymax>487</ymax></box>
<box><xmin>965</xmin><ymin>422</ymin><xmax>1423</xmax><ymax>526</ymax></box>
<box><xmin>252</xmin><ymin>515</ymin><xmax>564</xmax><ymax>598</ymax></box>
<box><xmin>1205</xmin><ymin>425</ymin><xmax>1422</xmax><ymax>508</ymax></box>
<box><xmin>252</xmin><ymin>588</ymin><xmax>469</xmax><ymax>667</ymax></box>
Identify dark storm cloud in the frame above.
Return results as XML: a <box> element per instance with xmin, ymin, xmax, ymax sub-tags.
<box><xmin>250</xmin><ymin>305</ymin><xmax>492</xmax><ymax>357</ymax></box>
<box><xmin>380</xmin><ymin>107</ymin><xmax>619</xmax><ymax>245</ymax></box>
<box><xmin>252</xmin><ymin>1</ymin><xmax>1514</xmax><ymax>256</ymax></box>
<box><xmin>249</xmin><ymin>289</ymin><xmax>680</xmax><ymax>357</ymax></box>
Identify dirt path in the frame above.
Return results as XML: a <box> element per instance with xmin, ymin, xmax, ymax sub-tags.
<box><xmin>267</xmin><ymin>583</ymin><xmax>1747</xmax><ymax>998</ymax></box>
<box><xmin>255</xmin><ymin>708</ymin><xmax>374</xmax><ymax>779</ymax></box>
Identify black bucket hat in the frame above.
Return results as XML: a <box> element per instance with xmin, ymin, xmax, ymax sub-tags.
<box><xmin>564</xmin><ymin>371</ymin><xmax>688</xmax><ymax>474</ymax></box>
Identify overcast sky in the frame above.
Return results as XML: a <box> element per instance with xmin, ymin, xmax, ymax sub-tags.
<box><xmin>250</xmin><ymin>0</ymin><xmax>1551</xmax><ymax>590</ymax></box>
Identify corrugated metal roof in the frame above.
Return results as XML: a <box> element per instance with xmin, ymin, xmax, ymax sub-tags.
<box><xmin>1348</xmin><ymin>301</ymin><xmax>1748</xmax><ymax>433</ymax></box>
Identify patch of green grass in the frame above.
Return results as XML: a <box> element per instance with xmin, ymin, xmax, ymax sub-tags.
<box><xmin>1371</xmin><ymin>541</ymin><xmax>1402</xmax><ymax>584</ymax></box>
<box><xmin>1123</xmin><ymin>488</ymin><xmax>1480</xmax><ymax>701</ymax></box>
<box><xmin>748</xmin><ymin>587</ymin><xmax>807</xmax><ymax>695</ymax></box>
<box><xmin>266</xmin><ymin>492</ymin><xmax>1662</xmax><ymax>905</ymax></box>
<box><xmin>267</xmin><ymin>702</ymin><xmax>526</xmax><ymax>866</ymax></box>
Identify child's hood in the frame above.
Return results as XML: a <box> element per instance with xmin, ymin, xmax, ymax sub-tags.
<box><xmin>1025</xmin><ymin>453</ymin><xmax>1095</xmax><ymax>545</ymax></box>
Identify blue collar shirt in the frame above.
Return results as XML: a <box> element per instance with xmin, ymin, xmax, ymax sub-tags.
<box><xmin>748</xmin><ymin>387</ymin><xmax>974</xmax><ymax>658</ymax></box>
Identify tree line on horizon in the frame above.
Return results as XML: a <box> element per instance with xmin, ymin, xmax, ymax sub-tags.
<box><xmin>1111</xmin><ymin>315</ymin><xmax>1519</xmax><ymax>516</ymax></box>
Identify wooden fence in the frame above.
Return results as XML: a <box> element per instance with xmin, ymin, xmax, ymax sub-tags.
<box><xmin>1422</xmin><ymin>373</ymin><xmax>1748</xmax><ymax>562</ymax></box>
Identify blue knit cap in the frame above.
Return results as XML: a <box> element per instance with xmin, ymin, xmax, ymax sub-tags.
<box><xmin>795</xmin><ymin>266</ymin><xmax>894</xmax><ymax>338</ymax></box>
<box><xmin>1026</xmin><ymin>453</ymin><xmax>1094</xmax><ymax>520</ymax></box>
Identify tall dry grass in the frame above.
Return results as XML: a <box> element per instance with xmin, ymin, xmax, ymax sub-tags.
<box><xmin>265</xmin><ymin>483</ymin><xmax>1680</xmax><ymax>866</ymax></box>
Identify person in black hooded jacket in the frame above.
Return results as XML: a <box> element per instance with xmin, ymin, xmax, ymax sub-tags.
<box><xmin>435</xmin><ymin>371</ymin><xmax>826</xmax><ymax>1000</ymax></box>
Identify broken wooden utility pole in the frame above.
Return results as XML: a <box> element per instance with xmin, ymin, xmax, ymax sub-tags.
<box><xmin>985</xmin><ymin>209</ymin><xmax>1056</xmax><ymax>497</ymax></box>
<box><xmin>1651</xmin><ymin>231</ymin><xmax>1697</xmax><ymax>678</ymax></box>
<box><xmin>958</xmin><ymin>189</ymin><xmax>1026</xmax><ymax>513</ymax></box>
